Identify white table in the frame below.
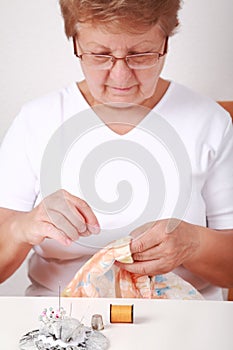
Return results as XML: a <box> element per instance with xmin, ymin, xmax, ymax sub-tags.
<box><xmin>0</xmin><ymin>296</ymin><xmax>232</xmax><ymax>350</ymax></box>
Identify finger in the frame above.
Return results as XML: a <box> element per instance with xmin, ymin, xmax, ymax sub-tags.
<box><xmin>61</xmin><ymin>199</ymin><xmax>88</xmax><ymax>233</ymax></box>
<box><xmin>55</xmin><ymin>207</ymin><xmax>89</xmax><ymax>236</ymax></box>
<box><xmin>44</xmin><ymin>190</ymin><xmax>99</xmax><ymax>235</ymax></box>
<box><xmin>132</xmin><ymin>243</ymin><xmax>165</xmax><ymax>262</ymax></box>
<box><xmin>115</xmin><ymin>260</ymin><xmax>163</xmax><ymax>276</ymax></box>
<box><xmin>43</xmin><ymin>190</ymin><xmax>99</xmax><ymax>233</ymax></box>
<box><xmin>40</xmin><ymin>222</ymin><xmax>72</xmax><ymax>246</ymax></box>
<box><xmin>130</xmin><ymin>224</ymin><xmax>163</xmax><ymax>254</ymax></box>
<box><xmin>46</xmin><ymin>209</ymin><xmax>83</xmax><ymax>241</ymax></box>
<box><xmin>44</xmin><ymin>191</ymin><xmax>88</xmax><ymax>233</ymax></box>
<box><xmin>66</xmin><ymin>192</ymin><xmax>100</xmax><ymax>234</ymax></box>
<box><xmin>129</xmin><ymin>221</ymin><xmax>155</xmax><ymax>239</ymax></box>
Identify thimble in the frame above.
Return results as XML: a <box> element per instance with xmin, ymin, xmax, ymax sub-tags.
<box><xmin>91</xmin><ymin>314</ymin><xmax>104</xmax><ymax>330</ymax></box>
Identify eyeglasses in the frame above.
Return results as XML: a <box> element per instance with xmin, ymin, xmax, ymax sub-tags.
<box><xmin>72</xmin><ymin>37</ymin><xmax>168</xmax><ymax>70</ymax></box>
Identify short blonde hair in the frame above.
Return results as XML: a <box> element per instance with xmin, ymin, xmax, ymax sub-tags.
<box><xmin>59</xmin><ymin>0</ymin><xmax>181</xmax><ymax>37</ymax></box>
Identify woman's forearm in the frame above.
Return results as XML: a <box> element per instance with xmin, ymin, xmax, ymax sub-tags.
<box><xmin>183</xmin><ymin>224</ymin><xmax>233</xmax><ymax>288</ymax></box>
<box><xmin>0</xmin><ymin>209</ymin><xmax>32</xmax><ymax>283</ymax></box>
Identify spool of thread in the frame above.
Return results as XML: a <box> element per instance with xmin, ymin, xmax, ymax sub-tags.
<box><xmin>110</xmin><ymin>304</ymin><xmax>134</xmax><ymax>323</ymax></box>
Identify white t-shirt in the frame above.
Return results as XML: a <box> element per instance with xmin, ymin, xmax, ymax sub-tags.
<box><xmin>0</xmin><ymin>81</ymin><xmax>232</xmax><ymax>299</ymax></box>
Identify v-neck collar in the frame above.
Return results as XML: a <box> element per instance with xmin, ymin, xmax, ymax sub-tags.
<box><xmin>70</xmin><ymin>80</ymin><xmax>174</xmax><ymax>137</ymax></box>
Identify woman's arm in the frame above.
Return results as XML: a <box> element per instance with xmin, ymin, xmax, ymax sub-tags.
<box><xmin>183</xmin><ymin>224</ymin><xmax>233</xmax><ymax>288</ymax></box>
<box><xmin>0</xmin><ymin>208</ymin><xmax>32</xmax><ymax>282</ymax></box>
<box><xmin>116</xmin><ymin>219</ymin><xmax>233</xmax><ymax>288</ymax></box>
<box><xmin>0</xmin><ymin>189</ymin><xmax>100</xmax><ymax>283</ymax></box>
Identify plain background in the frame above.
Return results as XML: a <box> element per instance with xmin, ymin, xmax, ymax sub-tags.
<box><xmin>0</xmin><ymin>0</ymin><xmax>232</xmax><ymax>295</ymax></box>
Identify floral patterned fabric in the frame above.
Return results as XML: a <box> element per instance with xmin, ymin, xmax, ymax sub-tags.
<box><xmin>62</xmin><ymin>237</ymin><xmax>203</xmax><ymax>300</ymax></box>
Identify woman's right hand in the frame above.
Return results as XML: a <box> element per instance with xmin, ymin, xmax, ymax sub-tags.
<box><xmin>15</xmin><ymin>189</ymin><xmax>100</xmax><ymax>246</ymax></box>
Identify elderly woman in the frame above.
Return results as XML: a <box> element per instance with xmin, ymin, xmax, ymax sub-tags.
<box><xmin>0</xmin><ymin>0</ymin><xmax>232</xmax><ymax>300</ymax></box>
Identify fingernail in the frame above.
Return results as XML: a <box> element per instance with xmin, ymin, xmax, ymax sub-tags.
<box><xmin>88</xmin><ymin>224</ymin><xmax>100</xmax><ymax>234</ymax></box>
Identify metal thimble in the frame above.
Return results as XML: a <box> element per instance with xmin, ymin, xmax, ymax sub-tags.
<box><xmin>91</xmin><ymin>314</ymin><xmax>104</xmax><ymax>331</ymax></box>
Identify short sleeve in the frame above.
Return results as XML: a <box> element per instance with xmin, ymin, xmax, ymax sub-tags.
<box><xmin>0</xmin><ymin>110</ymin><xmax>38</xmax><ymax>211</ymax></box>
<box><xmin>203</xmin><ymin>117</ymin><xmax>233</xmax><ymax>229</ymax></box>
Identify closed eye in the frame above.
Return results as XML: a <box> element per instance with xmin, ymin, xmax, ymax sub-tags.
<box><xmin>128</xmin><ymin>51</ymin><xmax>146</xmax><ymax>55</ymax></box>
<box><xmin>91</xmin><ymin>51</ymin><xmax>111</xmax><ymax>55</ymax></box>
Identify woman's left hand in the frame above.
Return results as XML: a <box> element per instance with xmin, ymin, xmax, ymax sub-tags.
<box><xmin>116</xmin><ymin>219</ymin><xmax>201</xmax><ymax>276</ymax></box>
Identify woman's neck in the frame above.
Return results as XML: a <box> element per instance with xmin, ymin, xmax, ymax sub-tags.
<box><xmin>77</xmin><ymin>78</ymin><xmax>170</xmax><ymax>135</ymax></box>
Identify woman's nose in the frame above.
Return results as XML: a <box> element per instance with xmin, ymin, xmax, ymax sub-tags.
<box><xmin>109</xmin><ymin>58</ymin><xmax>134</xmax><ymax>83</ymax></box>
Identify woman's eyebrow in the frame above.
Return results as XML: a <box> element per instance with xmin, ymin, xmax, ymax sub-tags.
<box><xmin>81</xmin><ymin>42</ymin><xmax>110</xmax><ymax>49</ymax></box>
<box><xmin>130</xmin><ymin>40</ymin><xmax>163</xmax><ymax>51</ymax></box>
<box><xmin>82</xmin><ymin>40</ymin><xmax>159</xmax><ymax>51</ymax></box>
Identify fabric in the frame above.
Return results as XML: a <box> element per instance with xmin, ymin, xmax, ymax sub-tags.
<box><xmin>0</xmin><ymin>81</ymin><xmax>232</xmax><ymax>299</ymax></box>
<box><xmin>62</xmin><ymin>236</ymin><xmax>203</xmax><ymax>300</ymax></box>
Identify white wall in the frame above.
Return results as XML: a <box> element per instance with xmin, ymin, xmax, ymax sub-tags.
<box><xmin>0</xmin><ymin>0</ymin><xmax>232</xmax><ymax>295</ymax></box>
<box><xmin>0</xmin><ymin>0</ymin><xmax>83</xmax><ymax>142</ymax></box>
<box><xmin>162</xmin><ymin>0</ymin><xmax>233</xmax><ymax>99</ymax></box>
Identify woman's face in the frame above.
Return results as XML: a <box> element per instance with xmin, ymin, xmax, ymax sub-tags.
<box><xmin>76</xmin><ymin>23</ymin><xmax>167</xmax><ymax>106</ymax></box>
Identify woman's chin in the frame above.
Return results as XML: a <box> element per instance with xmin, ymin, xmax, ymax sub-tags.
<box><xmin>103</xmin><ymin>101</ymin><xmax>138</xmax><ymax>109</ymax></box>
<box><xmin>98</xmin><ymin>93</ymin><xmax>145</xmax><ymax>107</ymax></box>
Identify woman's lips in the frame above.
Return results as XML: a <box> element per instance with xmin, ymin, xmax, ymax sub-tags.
<box><xmin>109</xmin><ymin>86</ymin><xmax>134</xmax><ymax>94</ymax></box>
